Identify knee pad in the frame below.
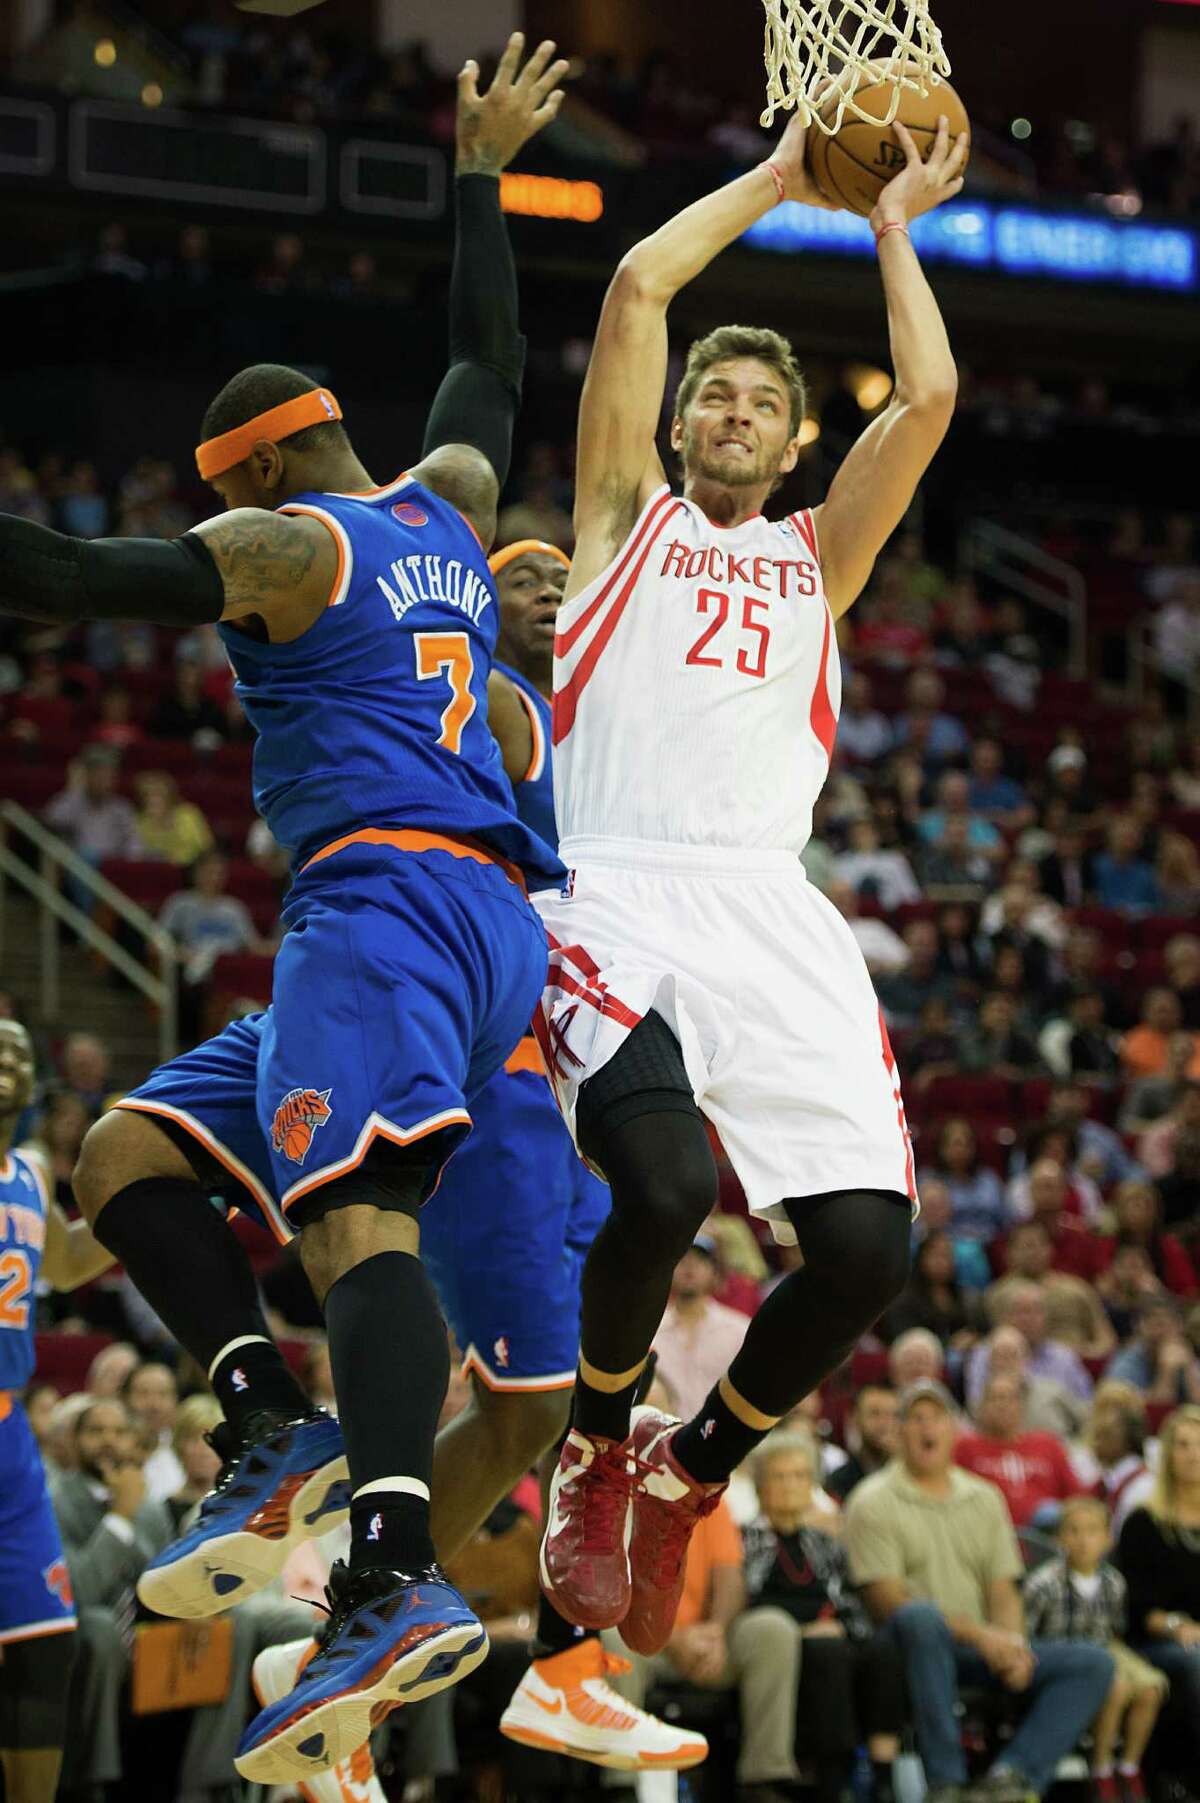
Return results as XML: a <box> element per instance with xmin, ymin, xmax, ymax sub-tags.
<box><xmin>0</xmin><ymin>1629</ymin><xmax>77</xmax><ymax>1747</ymax></box>
<box><xmin>575</xmin><ymin>1010</ymin><xmax>698</xmax><ymax>1158</ymax></box>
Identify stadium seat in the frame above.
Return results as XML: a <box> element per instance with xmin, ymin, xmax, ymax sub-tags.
<box><xmin>921</xmin><ymin>1074</ymin><xmax>1015</xmax><ymax>1117</ymax></box>
<box><xmin>100</xmin><ymin>860</ymin><xmax>180</xmax><ymax>913</ymax></box>
<box><xmin>34</xmin><ymin>1330</ymin><xmax>113</xmax><ymax>1392</ymax></box>
<box><xmin>1138</xmin><ymin>914</ymin><xmax>1199</xmax><ymax>951</ymax></box>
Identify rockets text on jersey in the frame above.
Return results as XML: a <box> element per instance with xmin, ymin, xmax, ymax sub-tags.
<box><xmin>551</xmin><ymin>486</ymin><xmax>839</xmax><ymax>857</ymax></box>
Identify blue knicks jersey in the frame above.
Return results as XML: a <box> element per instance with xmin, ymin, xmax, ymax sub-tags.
<box><xmin>219</xmin><ymin>474</ymin><xmax>563</xmax><ymax>887</ymax></box>
<box><xmin>495</xmin><ymin>662</ymin><xmax>556</xmax><ymax>853</ymax></box>
<box><xmin>0</xmin><ymin>1150</ymin><xmax>49</xmax><ymax>1390</ymax></box>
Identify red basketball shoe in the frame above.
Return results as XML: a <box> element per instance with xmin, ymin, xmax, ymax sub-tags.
<box><xmin>622</xmin><ymin>1408</ymin><xmax>727</xmax><ymax>1657</ymax></box>
<box><xmin>540</xmin><ymin>1428</ymin><xmax>637</xmax><ymax>1629</ymax></box>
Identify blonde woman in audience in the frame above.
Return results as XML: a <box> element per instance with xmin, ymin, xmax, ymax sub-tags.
<box><xmin>133</xmin><ymin>769</ymin><xmax>214</xmax><ymax>866</ymax></box>
<box><xmin>1117</xmin><ymin>1405</ymin><xmax>1200</xmax><ymax>1770</ymax></box>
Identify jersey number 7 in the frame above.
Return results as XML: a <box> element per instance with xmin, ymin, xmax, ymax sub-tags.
<box><xmin>415</xmin><ymin>631</ymin><xmax>477</xmax><ymax>754</ymax></box>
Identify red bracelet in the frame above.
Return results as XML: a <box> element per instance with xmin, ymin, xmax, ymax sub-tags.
<box><xmin>762</xmin><ymin>160</ymin><xmax>786</xmax><ymax>205</ymax></box>
<box><xmin>874</xmin><ymin>221</ymin><xmax>910</xmax><ymax>248</ymax></box>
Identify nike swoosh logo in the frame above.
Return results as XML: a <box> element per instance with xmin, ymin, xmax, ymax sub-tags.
<box><xmin>533</xmin><ymin>1694</ymin><xmax>564</xmax><ymax>1715</ymax></box>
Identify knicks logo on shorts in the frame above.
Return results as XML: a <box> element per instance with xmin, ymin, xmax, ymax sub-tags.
<box><xmin>43</xmin><ymin>1559</ymin><xmax>73</xmax><ymax>1609</ymax></box>
<box><xmin>271</xmin><ymin>1086</ymin><xmax>333</xmax><ymax>1166</ymax></box>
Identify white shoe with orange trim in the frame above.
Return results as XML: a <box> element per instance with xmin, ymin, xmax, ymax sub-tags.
<box><xmin>499</xmin><ymin>1637</ymin><xmax>708</xmax><ymax>1772</ymax></box>
<box><xmin>252</xmin><ymin>1637</ymin><xmax>387</xmax><ymax>1803</ymax></box>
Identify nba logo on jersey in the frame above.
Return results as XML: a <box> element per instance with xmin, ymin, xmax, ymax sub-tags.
<box><xmin>493</xmin><ymin>1335</ymin><xmax>510</xmax><ymax>1370</ymax></box>
<box><xmin>270</xmin><ymin>1087</ymin><xmax>333</xmax><ymax>1166</ymax></box>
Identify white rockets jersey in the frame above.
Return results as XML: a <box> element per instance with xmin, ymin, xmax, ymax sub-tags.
<box><xmin>551</xmin><ymin>485</ymin><xmax>840</xmax><ymax>855</ymax></box>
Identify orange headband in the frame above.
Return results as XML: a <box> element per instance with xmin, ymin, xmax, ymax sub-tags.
<box><xmin>195</xmin><ymin>387</ymin><xmax>343</xmax><ymax>480</ymax></box>
<box><xmin>488</xmin><ymin>538</ymin><xmax>571</xmax><ymax>577</ymax></box>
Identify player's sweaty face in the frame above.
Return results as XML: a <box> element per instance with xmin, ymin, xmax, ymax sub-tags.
<box><xmin>679</xmin><ymin>358</ymin><xmax>796</xmax><ymax>490</ymax></box>
<box><xmin>499</xmin><ymin>555</ymin><xmax>568</xmax><ymax>659</ymax></box>
<box><xmin>0</xmin><ymin>1022</ymin><xmax>34</xmax><ymax>1117</ymax></box>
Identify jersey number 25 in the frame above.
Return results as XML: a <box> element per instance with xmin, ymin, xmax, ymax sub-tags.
<box><xmin>415</xmin><ymin>631</ymin><xmax>477</xmax><ymax>754</ymax></box>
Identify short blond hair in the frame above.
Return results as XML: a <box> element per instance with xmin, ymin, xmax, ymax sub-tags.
<box><xmin>172</xmin><ymin>1393</ymin><xmax>223</xmax><ymax>1456</ymax></box>
<box><xmin>674</xmin><ymin>325</ymin><xmax>807</xmax><ymax>438</ymax></box>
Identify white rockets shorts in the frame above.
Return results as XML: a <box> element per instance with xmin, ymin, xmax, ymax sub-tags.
<box><xmin>531</xmin><ymin>837</ymin><xmax>917</xmax><ymax>1246</ymax></box>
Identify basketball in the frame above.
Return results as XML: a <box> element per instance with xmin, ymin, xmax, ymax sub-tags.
<box><xmin>282</xmin><ymin>1122</ymin><xmax>311</xmax><ymax>1162</ymax></box>
<box><xmin>806</xmin><ymin>78</ymin><xmax>970</xmax><ymax>217</ymax></box>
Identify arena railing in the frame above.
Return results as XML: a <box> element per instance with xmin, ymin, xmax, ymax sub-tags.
<box><xmin>960</xmin><ymin>517</ymin><xmax>1087</xmax><ymax>681</ymax></box>
<box><xmin>0</xmin><ymin>801</ymin><xmax>178</xmax><ymax>1064</ymax></box>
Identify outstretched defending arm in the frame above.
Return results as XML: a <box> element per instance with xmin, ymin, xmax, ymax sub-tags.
<box><xmin>572</xmin><ymin>113</ymin><xmax>833</xmax><ymax>588</ymax></box>
<box><xmin>0</xmin><ymin>502</ymin><xmax>337</xmax><ymax>634</ymax></box>
<box><xmin>414</xmin><ymin>33</ymin><xmax>568</xmax><ymax>548</ymax></box>
<box><xmin>812</xmin><ymin>118</ymin><xmax>966</xmax><ymax>617</ymax></box>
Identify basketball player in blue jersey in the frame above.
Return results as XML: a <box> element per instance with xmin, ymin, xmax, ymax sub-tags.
<box><xmin>251</xmin><ymin>543</ymin><xmax>706</xmax><ymax>1792</ymax></box>
<box><xmin>0</xmin><ymin>1020</ymin><xmax>114</xmax><ymax>1802</ymax></box>
<box><xmin>0</xmin><ymin>36</ymin><xmax>572</xmax><ymax>1786</ymax></box>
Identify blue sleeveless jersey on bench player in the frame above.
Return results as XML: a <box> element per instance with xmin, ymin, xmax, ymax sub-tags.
<box><xmin>422</xmin><ymin>669</ymin><xmax>612</xmax><ymax>1391</ymax></box>
<box><xmin>119</xmin><ymin>473</ymin><xmax>559</xmax><ymax>1219</ymax></box>
<box><xmin>0</xmin><ymin>1149</ymin><xmax>77</xmax><ymax>1644</ymax></box>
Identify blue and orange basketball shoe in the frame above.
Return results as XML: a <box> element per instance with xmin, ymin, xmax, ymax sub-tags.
<box><xmin>235</xmin><ymin>1558</ymin><xmax>488</xmax><ymax>1784</ymax></box>
<box><xmin>138</xmin><ymin>1409</ymin><xmax>349</xmax><ymax>1619</ymax></box>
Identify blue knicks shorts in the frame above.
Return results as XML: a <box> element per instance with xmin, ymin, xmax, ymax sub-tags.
<box><xmin>118</xmin><ymin>834</ymin><xmax>548</xmax><ymax>1230</ymax></box>
<box><xmin>421</xmin><ymin>1040</ymin><xmax>611</xmax><ymax>1390</ymax></box>
<box><xmin>0</xmin><ymin>1399</ymin><xmax>76</xmax><ymax>1644</ymax></box>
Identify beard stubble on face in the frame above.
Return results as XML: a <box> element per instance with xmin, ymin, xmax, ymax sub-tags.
<box><xmin>681</xmin><ymin>419</ymin><xmax>782</xmax><ymax>493</ymax></box>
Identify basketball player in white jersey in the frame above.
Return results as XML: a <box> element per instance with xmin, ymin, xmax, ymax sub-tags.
<box><xmin>535</xmin><ymin>106</ymin><xmax>969</xmax><ymax>1657</ymax></box>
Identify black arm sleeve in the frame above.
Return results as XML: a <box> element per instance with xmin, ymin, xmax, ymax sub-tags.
<box><xmin>0</xmin><ymin>517</ymin><xmax>224</xmax><ymax>626</ymax></box>
<box><xmin>422</xmin><ymin>173</ymin><xmax>526</xmax><ymax>486</ymax></box>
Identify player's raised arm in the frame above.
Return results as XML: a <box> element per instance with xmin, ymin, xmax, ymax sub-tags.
<box><xmin>812</xmin><ymin>117</ymin><xmax>966</xmax><ymax>617</ymax></box>
<box><xmin>412</xmin><ymin>33</ymin><xmax>568</xmax><ymax>549</ymax></box>
<box><xmin>573</xmin><ymin>112</ymin><xmax>833</xmax><ymax>585</ymax></box>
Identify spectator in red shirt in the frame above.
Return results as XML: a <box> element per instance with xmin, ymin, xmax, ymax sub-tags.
<box><xmin>956</xmin><ymin>1372</ymin><xmax>1083</xmax><ymax>1527</ymax></box>
<box><xmin>1094</xmin><ymin>1180</ymin><xmax>1197</xmax><ymax>1299</ymax></box>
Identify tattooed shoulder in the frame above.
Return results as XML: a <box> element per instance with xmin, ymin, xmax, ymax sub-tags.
<box><xmin>193</xmin><ymin>509</ymin><xmax>335</xmax><ymax>614</ymax></box>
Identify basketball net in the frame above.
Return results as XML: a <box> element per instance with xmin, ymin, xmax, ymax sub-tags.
<box><xmin>760</xmin><ymin>0</ymin><xmax>951</xmax><ymax>132</ymax></box>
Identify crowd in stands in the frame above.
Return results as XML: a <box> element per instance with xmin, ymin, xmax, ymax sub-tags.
<box><xmin>2</xmin><ymin>323</ymin><xmax>1199</xmax><ymax>1796</ymax></box>
<box><xmin>7</xmin><ymin>6</ymin><xmax>1200</xmax><ymax>217</ymax></box>
<box><xmin>13</xmin><ymin>1181</ymin><xmax>1200</xmax><ymax>1800</ymax></box>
